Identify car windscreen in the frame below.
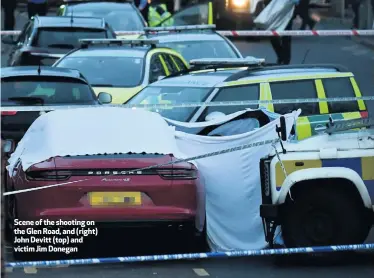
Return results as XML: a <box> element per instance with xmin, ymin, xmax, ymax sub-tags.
<box><xmin>158</xmin><ymin>40</ymin><xmax>239</xmax><ymax>61</ymax></box>
<box><xmin>56</xmin><ymin>56</ymin><xmax>144</xmax><ymax>87</ymax></box>
<box><xmin>127</xmin><ymin>86</ymin><xmax>212</xmax><ymax>121</ymax></box>
<box><xmin>66</xmin><ymin>4</ymin><xmax>144</xmax><ymax>31</ymax></box>
<box><xmin>1</xmin><ymin>76</ymin><xmax>97</xmax><ymax>106</ymax></box>
<box><xmin>34</xmin><ymin>28</ymin><xmax>108</xmax><ymax>49</ymax></box>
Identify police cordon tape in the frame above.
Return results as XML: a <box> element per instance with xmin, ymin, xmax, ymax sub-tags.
<box><xmin>6</xmin><ymin>243</ymin><xmax>374</xmax><ymax>268</ymax></box>
<box><xmin>1</xmin><ymin>96</ymin><xmax>374</xmax><ymax>112</ymax></box>
<box><xmin>3</xmin><ymin>139</ymin><xmax>280</xmax><ymax>196</ymax></box>
<box><xmin>1</xmin><ymin>29</ymin><xmax>374</xmax><ymax>37</ymax></box>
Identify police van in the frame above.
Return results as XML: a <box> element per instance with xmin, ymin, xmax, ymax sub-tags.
<box><xmin>259</xmin><ymin>117</ymin><xmax>374</xmax><ymax>248</ymax></box>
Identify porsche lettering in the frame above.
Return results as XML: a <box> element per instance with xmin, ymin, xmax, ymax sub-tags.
<box><xmin>87</xmin><ymin>171</ymin><xmax>143</xmax><ymax>175</ymax></box>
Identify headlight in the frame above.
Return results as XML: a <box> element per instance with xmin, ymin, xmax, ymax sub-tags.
<box><xmin>232</xmin><ymin>0</ymin><xmax>248</xmax><ymax>8</ymax></box>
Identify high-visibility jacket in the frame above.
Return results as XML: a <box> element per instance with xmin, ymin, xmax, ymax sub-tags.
<box><xmin>148</xmin><ymin>3</ymin><xmax>174</xmax><ymax>27</ymax></box>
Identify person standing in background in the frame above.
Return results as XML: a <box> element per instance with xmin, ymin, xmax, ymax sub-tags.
<box><xmin>263</xmin><ymin>0</ymin><xmax>299</xmax><ymax>65</ymax></box>
<box><xmin>135</xmin><ymin>0</ymin><xmax>150</xmax><ymax>22</ymax></box>
<box><xmin>27</xmin><ymin>0</ymin><xmax>48</xmax><ymax>19</ymax></box>
<box><xmin>295</xmin><ymin>0</ymin><xmax>316</xmax><ymax>30</ymax></box>
<box><xmin>351</xmin><ymin>0</ymin><xmax>362</xmax><ymax>29</ymax></box>
<box><xmin>1</xmin><ymin>0</ymin><xmax>17</xmax><ymax>31</ymax></box>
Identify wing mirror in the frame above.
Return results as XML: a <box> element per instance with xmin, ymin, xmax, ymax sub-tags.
<box><xmin>205</xmin><ymin>111</ymin><xmax>226</xmax><ymax>121</ymax></box>
<box><xmin>98</xmin><ymin>92</ymin><xmax>112</xmax><ymax>104</ymax></box>
<box><xmin>2</xmin><ymin>139</ymin><xmax>15</xmax><ymax>155</ymax></box>
<box><xmin>276</xmin><ymin>116</ymin><xmax>287</xmax><ymax>141</ymax></box>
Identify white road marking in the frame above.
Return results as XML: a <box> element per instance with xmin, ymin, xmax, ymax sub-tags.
<box><xmin>341</xmin><ymin>45</ymin><xmax>358</xmax><ymax>51</ymax></box>
<box><xmin>5</xmin><ymin>267</ymin><xmax>13</xmax><ymax>273</ymax></box>
<box><xmin>352</xmin><ymin>49</ymin><xmax>369</xmax><ymax>56</ymax></box>
<box><xmin>23</xmin><ymin>267</ymin><xmax>37</xmax><ymax>274</ymax></box>
<box><xmin>193</xmin><ymin>268</ymin><xmax>210</xmax><ymax>276</ymax></box>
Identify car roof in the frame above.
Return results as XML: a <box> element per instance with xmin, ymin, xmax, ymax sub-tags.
<box><xmin>148</xmin><ymin>32</ymin><xmax>225</xmax><ymax>43</ymax></box>
<box><xmin>35</xmin><ymin>16</ymin><xmax>106</xmax><ymax>29</ymax></box>
<box><xmin>150</xmin><ymin>70</ymin><xmax>238</xmax><ymax>88</ymax></box>
<box><xmin>149</xmin><ymin>65</ymin><xmax>351</xmax><ymax>88</ymax></box>
<box><xmin>230</xmin><ymin>68</ymin><xmax>350</xmax><ymax>83</ymax></box>
<box><xmin>65</xmin><ymin>46</ymin><xmax>149</xmax><ymax>58</ymax></box>
<box><xmin>65</xmin><ymin>1</ymin><xmax>134</xmax><ymax>9</ymax></box>
<box><xmin>1</xmin><ymin>66</ymin><xmax>85</xmax><ymax>80</ymax></box>
<box><xmin>63</xmin><ymin>0</ymin><xmax>132</xmax><ymax>3</ymax></box>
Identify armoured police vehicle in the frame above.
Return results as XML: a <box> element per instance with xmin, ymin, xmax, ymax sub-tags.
<box><xmin>260</xmin><ymin>117</ymin><xmax>374</xmax><ymax>248</ymax></box>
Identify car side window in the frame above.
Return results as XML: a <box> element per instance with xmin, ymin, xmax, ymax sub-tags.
<box><xmin>171</xmin><ymin>55</ymin><xmax>188</xmax><ymax>71</ymax></box>
<box><xmin>197</xmin><ymin>85</ymin><xmax>260</xmax><ymax>122</ymax></box>
<box><xmin>270</xmin><ymin>80</ymin><xmax>319</xmax><ymax>116</ymax></box>
<box><xmin>159</xmin><ymin>3</ymin><xmax>209</xmax><ymax>26</ymax></box>
<box><xmin>149</xmin><ymin>54</ymin><xmax>167</xmax><ymax>83</ymax></box>
<box><xmin>322</xmin><ymin>77</ymin><xmax>359</xmax><ymax>113</ymax></box>
<box><xmin>161</xmin><ymin>54</ymin><xmax>177</xmax><ymax>74</ymax></box>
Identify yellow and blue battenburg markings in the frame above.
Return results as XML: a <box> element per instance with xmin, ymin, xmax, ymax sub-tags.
<box><xmin>299</xmin><ymin>112</ymin><xmax>363</xmax><ymax>140</ymax></box>
<box><xmin>275</xmin><ymin>157</ymin><xmax>374</xmax><ymax>201</ymax></box>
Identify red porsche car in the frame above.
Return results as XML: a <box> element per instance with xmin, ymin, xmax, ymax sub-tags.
<box><xmin>5</xmin><ymin>152</ymin><xmax>200</xmax><ymax>228</ymax></box>
<box><xmin>3</xmin><ymin>109</ymin><xmax>203</xmax><ymax>252</ymax></box>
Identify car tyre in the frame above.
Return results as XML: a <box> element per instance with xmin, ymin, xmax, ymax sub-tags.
<box><xmin>281</xmin><ymin>186</ymin><xmax>371</xmax><ymax>249</ymax></box>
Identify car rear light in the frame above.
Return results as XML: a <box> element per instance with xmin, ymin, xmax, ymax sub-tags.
<box><xmin>26</xmin><ymin>170</ymin><xmax>72</xmax><ymax>181</ymax></box>
<box><xmin>1</xmin><ymin>111</ymin><xmax>17</xmax><ymax>116</ymax></box>
<box><xmin>156</xmin><ymin>169</ymin><xmax>197</xmax><ymax>180</ymax></box>
<box><xmin>360</xmin><ymin>111</ymin><xmax>368</xmax><ymax>118</ymax></box>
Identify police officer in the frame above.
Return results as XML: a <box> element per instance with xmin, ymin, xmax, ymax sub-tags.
<box><xmin>351</xmin><ymin>0</ymin><xmax>362</xmax><ymax>29</ymax></box>
<box><xmin>134</xmin><ymin>0</ymin><xmax>149</xmax><ymax>22</ymax></box>
<box><xmin>263</xmin><ymin>0</ymin><xmax>299</xmax><ymax>65</ymax></box>
<box><xmin>295</xmin><ymin>0</ymin><xmax>316</xmax><ymax>30</ymax></box>
<box><xmin>1</xmin><ymin>0</ymin><xmax>17</xmax><ymax>31</ymax></box>
<box><xmin>27</xmin><ymin>0</ymin><xmax>48</xmax><ymax>19</ymax></box>
<box><xmin>148</xmin><ymin>0</ymin><xmax>174</xmax><ymax>27</ymax></box>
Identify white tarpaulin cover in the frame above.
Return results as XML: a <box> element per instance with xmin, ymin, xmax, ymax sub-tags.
<box><xmin>254</xmin><ymin>0</ymin><xmax>295</xmax><ymax>31</ymax></box>
<box><xmin>165</xmin><ymin>109</ymin><xmax>300</xmax><ymax>251</ymax></box>
<box><xmin>7</xmin><ymin>107</ymin><xmax>184</xmax><ymax>174</ymax></box>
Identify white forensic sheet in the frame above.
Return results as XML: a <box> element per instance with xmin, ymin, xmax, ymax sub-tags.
<box><xmin>7</xmin><ymin>107</ymin><xmax>183</xmax><ymax>174</ymax></box>
<box><xmin>165</xmin><ymin>109</ymin><xmax>300</xmax><ymax>251</ymax></box>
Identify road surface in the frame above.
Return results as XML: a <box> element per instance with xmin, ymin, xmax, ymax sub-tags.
<box><xmin>1</xmin><ymin>8</ymin><xmax>374</xmax><ymax>278</ymax></box>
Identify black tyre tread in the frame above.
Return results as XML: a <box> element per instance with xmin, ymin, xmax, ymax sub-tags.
<box><xmin>281</xmin><ymin>186</ymin><xmax>371</xmax><ymax>248</ymax></box>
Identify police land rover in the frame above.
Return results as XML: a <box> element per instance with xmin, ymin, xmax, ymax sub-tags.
<box><xmin>260</xmin><ymin>117</ymin><xmax>374</xmax><ymax>248</ymax></box>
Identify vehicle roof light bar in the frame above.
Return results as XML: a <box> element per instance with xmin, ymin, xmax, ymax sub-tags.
<box><xmin>144</xmin><ymin>24</ymin><xmax>216</xmax><ymax>33</ymax></box>
<box><xmin>79</xmin><ymin>39</ymin><xmax>159</xmax><ymax>47</ymax></box>
<box><xmin>189</xmin><ymin>57</ymin><xmax>266</xmax><ymax>67</ymax></box>
<box><xmin>63</xmin><ymin>0</ymin><xmax>132</xmax><ymax>3</ymax></box>
<box><xmin>315</xmin><ymin>117</ymin><xmax>374</xmax><ymax>134</ymax></box>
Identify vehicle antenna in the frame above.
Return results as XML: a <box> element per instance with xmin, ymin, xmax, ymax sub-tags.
<box><xmin>37</xmin><ymin>60</ymin><xmax>41</xmax><ymax>75</ymax></box>
<box><xmin>301</xmin><ymin>49</ymin><xmax>310</xmax><ymax>64</ymax></box>
<box><xmin>70</xmin><ymin>7</ymin><xmax>74</xmax><ymax>26</ymax></box>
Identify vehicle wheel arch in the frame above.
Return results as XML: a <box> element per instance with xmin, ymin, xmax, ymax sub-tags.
<box><xmin>276</xmin><ymin>167</ymin><xmax>372</xmax><ymax>209</ymax></box>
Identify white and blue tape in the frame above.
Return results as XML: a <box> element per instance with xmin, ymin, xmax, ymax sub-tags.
<box><xmin>6</xmin><ymin>243</ymin><xmax>374</xmax><ymax>268</ymax></box>
<box><xmin>1</xmin><ymin>96</ymin><xmax>374</xmax><ymax>112</ymax></box>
